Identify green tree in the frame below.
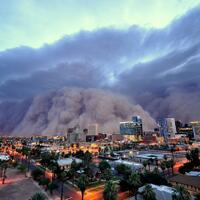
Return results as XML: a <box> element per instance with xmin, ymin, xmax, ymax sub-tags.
<box><xmin>18</xmin><ymin>164</ymin><xmax>27</xmax><ymax>177</ymax></box>
<box><xmin>172</xmin><ymin>185</ymin><xmax>191</xmax><ymax>200</ymax></box>
<box><xmin>140</xmin><ymin>171</ymin><xmax>168</xmax><ymax>186</ymax></box>
<box><xmin>142</xmin><ymin>160</ymin><xmax>148</xmax><ymax>171</ymax></box>
<box><xmin>48</xmin><ymin>182</ymin><xmax>58</xmax><ymax>195</ymax></box>
<box><xmin>142</xmin><ymin>184</ymin><xmax>156</xmax><ymax>200</ymax></box>
<box><xmin>128</xmin><ymin>173</ymin><xmax>141</xmax><ymax>200</ymax></box>
<box><xmin>160</xmin><ymin>161</ymin><xmax>166</xmax><ymax>174</ymax></box>
<box><xmin>83</xmin><ymin>151</ymin><xmax>92</xmax><ymax>168</ymax></box>
<box><xmin>165</xmin><ymin>160</ymin><xmax>171</xmax><ymax>175</ymax></box>
<box><xmin>101</xmin><ymin>168</ymin><xmax>113</xmax><ymax>181</ymax></box>
<box><xmin>99</xmin><ymin>160</ymin><xmax>111</xmax><ymax>173</ymax></box>
<box><xmin>21</xmin><ymin>146</ymin><xmax>31</xmax><ymax>172</ymax></box>
<box><xmin>31</xmin><ymin>192</ymin><xmax>46</xmax><ymax>200</ymax></box>
<box><xmin>186</xmin><ymin>148</ymin><xmax>200</xmax><ymax>167</ymax></box>
<box><xmin>40</xmin><ymin>152</ymin><xmax>57</xmax><ymax>168</ymax></box>
<box><xmin>169</xmin><ymin>159</ymin><xmax>175</xmax><ymax>174</ymax></box>
<box><xmin>115</xmin><ymin>164</ymin><xmax>131</xmax><ymax>178</ymax></box>
<box><xmin>39</xmin><ymin>178</ymin><xmax>50</xmax><ymax>191</ymax></box>
<box><xmin>171</xmin><ymin>145</ymin><xmax>176</xmax><ymax>161</ymax></box>
<box><xmin>31</xmin><ymin>167</ymin><xmax>44</xmax><ymax>181</ymax></box>
<box><xmin>103</xmin><ymin>181</ymin><xmax>118</xmax><ymax>200</ymax></box>
<box><xmin>71</xmin><ymin>160</ymin><xmax>80</xmax><ymax>171</ymax></box>
<box><xmin>77</xmin><ymin>175</ymin><xmax>88</xmax><ymax>200</ymax></box>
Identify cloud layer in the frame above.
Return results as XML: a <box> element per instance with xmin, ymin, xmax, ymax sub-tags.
<box><xmin>0</xmin><ymin>5</ymin><xmax>200</xmax><ymax>127</ymax></box>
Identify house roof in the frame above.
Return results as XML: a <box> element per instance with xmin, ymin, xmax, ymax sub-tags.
<box><xmin>57</xmin><ymin>157</ymin><xmax>82</xmax><ymax>166</ymax></box>
<box><xmin>169</xmin><ymin>175</ymin><xmax>200</xmax><ymax>189</ymax></box>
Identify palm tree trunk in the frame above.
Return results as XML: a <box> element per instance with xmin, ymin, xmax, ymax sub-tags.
<box><xmin>82</xmin><ymin>191</ymin><xmax>84</xmax><ymax>200</ymax></box>
<box><xmin>61</xmin><ymin>182</ymin><xmax>64</xmax><ymax>200</ymax></box>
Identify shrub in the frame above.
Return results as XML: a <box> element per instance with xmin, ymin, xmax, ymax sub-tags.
<box><xmin>31</xmin><ymin>167</ymin><xmax>44</xmax><ymax>181</ymax></box>
<box><xmin>31</xmin><ymin>192</ymin><xmax>46</xmax><ymax>200</ymax></box>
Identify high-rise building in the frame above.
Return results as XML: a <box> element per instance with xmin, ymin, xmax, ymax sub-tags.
<box><xmin>67</xmin><ymin>126</ymin><xmax>86</xmax><ymax>143</ymax></box>
<box><xmin>120</xmin><ymin>116</ymin><xmax>143</xmax><ymax>136</ymax></box>
<box><xmin>158</xmin><ymin>118</ymin><xmax>177</xmax><ymax>137</ymax></box>
<box><xmin>190</xmin><ymin>121</ymin><xmax>200</xmax><ymax>140</ymax></box>
<box><xmin>88</xmin><ymin>124</ymin><xmax>98</xmax><ymax>136</ymax></box>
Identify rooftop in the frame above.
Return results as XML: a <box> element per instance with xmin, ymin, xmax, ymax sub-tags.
<box><xmin>57</xmin><ymin>157</ymin><xmax>82</xmax><ymax>166</ymax></box>
<box><xmin>169</xmin><ymin>175</ymin><xmax>200</xmax><ymax>189</ymax></box>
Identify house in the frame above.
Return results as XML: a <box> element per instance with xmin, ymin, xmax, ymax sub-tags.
<box><xmin>169</xmin><ymin>175</ymin><xmax>200</xmax><ymax>194</ymax></box>
<box><xmin>137</xmin><ymin>184</ymin><xmax>174</xmax><ymax>200</ymax></box>
<box><xmin>57</xmin><ymin>157</ymin><xmax>82</xmax><ymax>171</ymax></box>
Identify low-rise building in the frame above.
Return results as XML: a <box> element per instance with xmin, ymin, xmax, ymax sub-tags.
<box><xmin>138</xmin><ymin>184</ymin><xmax>174</xmax><ymax>200</ymax></box>
<box><xmin>57</xmin><ymin>157</ymin><xmax>82</xmax><ymax>171</ymax></box>
<box><xmin>169</xmin><ymin>175</ymin><xmax>200</xmax><ymax>194</ymax></box>
<box><xmin>111</xmin><ymin>159</ymin><xmax>143</xmax><ymax>171</ymax></box>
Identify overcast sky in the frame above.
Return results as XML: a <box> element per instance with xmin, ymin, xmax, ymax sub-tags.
<box><xmin>0</xmin><ymin>0</ymin><xmax>200</xmax><ymax>122</ymax></box>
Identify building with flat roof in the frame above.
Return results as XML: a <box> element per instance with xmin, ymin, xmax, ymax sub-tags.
<box><xmin>120</xmin><ymin>116</ymin><xmax>143</xmax><ymax>136</ymax></box>
<box><xmin>138</xmin><ymin>184</ymin><xmax>174</xmax><ymax>200</ymax></box>
<box><xmin>169</xmin><ymin>175</ymin><xmax>200</xmax><ymax>194</ymax></box>
<box><xmin>111</xmin><ymin>159</ymin><xmax>143</xmax><ymax>171</ymax></box>
<box><xmin>57</xmin><ymin>157</ymin><xmax>82</xmax><ymax>171</ymax></box>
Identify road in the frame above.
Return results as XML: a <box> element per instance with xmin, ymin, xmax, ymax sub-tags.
<box><xmin>55</xmin><ymin>182</ymin><xmax>81</xmax><ymax>200</ymax></box>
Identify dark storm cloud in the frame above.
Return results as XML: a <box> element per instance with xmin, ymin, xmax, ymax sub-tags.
<box><xmin>117</xmin><ymin>43</ymin><xmax>200</xmax><ymax>121</ymax></box>
<box><xmin>0</xmin><ymin>62</ymin><xmax>104</xmax><ymax>100</ymax></box>
<box><xmin>0</xmin><ymin>5</ymin><xmax>200</xmax><ymax>123</ymax></box>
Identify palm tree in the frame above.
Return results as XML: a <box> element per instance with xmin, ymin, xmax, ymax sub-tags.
<box><xmin>142</xmin><ymin>184</ymin><xmax>156</xmax><ymax>200</ymax></box>
<box><xmin>31</xmin><ymin>192</ymin><xmax>46</xmax><ymax>200</ymax></box>
<box><xmin>103</xmin><ymin>181</ymin><xmax>118</xmax><ymax>200</ymax></box>
<box><xmin>155</xmin><ymin>158</ymin><xmax>159</xmax><ymax>168</ymax></box>
<box><xmin>160</xmin><ymin>161</ymin><xmax>166</xmax><ymax>175</ymax></box>
<box><xmin>172</xmin><ymin>185</ymin><xmax>191</xmax><ymax>200</ymax></box>
<box><xmin>83</xmin><ymin>151</ymin><xmax>92</xmax><ymax>168</ymax></box>
<box><xmin>165</xmin><ymin>160</ymin><xmax>171</xmax><ymax>175</ymax></box>
<box><xmin>0</xmin><ymin>162</ymin><xmax>8</xmax><ymax>184</ymax></box>
<box><xmin>142</xmin><ymin>160</ymin><xmax>148</xmax><ymax>171</ymax></box>
<box><xmin>171</xmin><ymin>145</ymin><xmax>176</xmax><ymax>161</ymax></box>
<box><xmin>59</xmin><ymin>171</ymin><xmax>67</xmax><ymax>200</ymax></box>
<box><xmin>77</xmin><ymin>175</ymin><xmax>88</xmax><ymax>200</ymax></box>
<box><xmin>128</xmin><ymin>173</ymin><xmax>141</xmax><ymax>200</ymax></box>
<box><xmin>170</xmin><ymin>159</ymin><xmax>175</xmax><ymax>174</ymax></box>
<box><xmin>21</xmin><ymin>146</ymin><xmax>31</xmax><ymax>172</ymax></box>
